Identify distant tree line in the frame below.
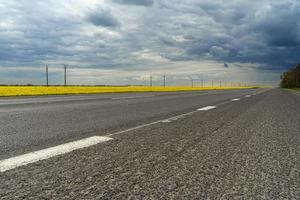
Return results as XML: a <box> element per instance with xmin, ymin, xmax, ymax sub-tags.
<box><xmin>280</xmin><ymin>63</ymin><xmax>300</xmax><ymax>88</ymax></box>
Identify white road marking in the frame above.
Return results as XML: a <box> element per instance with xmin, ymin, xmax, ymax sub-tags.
<box><xmin>0</xmin><ymin>92</ymin><xmax>252</xmax><ymax>172</ymax></box>
<box><xmin>245</xmin><ymin>95</ymin><xmax>251</xmax><ymax>98</ymax></box>
<box><xmin>111</xmin><ymin>95</ymin><xmax>155</xmax><ymax>100</ymax></box>
<box><xmin>197</xmin><ymin>106</ymin><xmax>217</xmax><ymax>111</ymax></box>
<box><xmin>0</xmin><ymin>95</ymin><xmax>155</xmax><ymax>106</ymax></box>
<box><xmin>161</xmin><ymin>119</ymin><xmax>172</xmax><ymax>123</ymax></box>
<box><xmin>161</xmin><ymin>106</ymin><xmax>218</xmax><ymax>123</ymax></box>
<box><xmin>0</xmin><ymin>136</ymin><xmax>112</xmax><ymax>172</ymax></box>
<box><xmin>0</xmin><ymin>97</ymin><xmax>111</xmax><ymax>105</ymax></box>
<box><xmin>107</xmin><ymin>121</ymin><xmax>162</xmax><ymax>137</ymax></box>
<box><xmin>161</xmin><ymin>112</ymin><xmax>195</xmax><ymax>123</ymax></box>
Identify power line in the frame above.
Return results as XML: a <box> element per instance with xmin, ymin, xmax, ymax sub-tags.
<box><xmin>46</xmin><ymin>65</ymin><xmax>48</xmax><ymax>87</ymax></box>
<box><xmin>64</xmin><ymin>64</ymin><xmax>67</xmax><ymax>86</ymax></box>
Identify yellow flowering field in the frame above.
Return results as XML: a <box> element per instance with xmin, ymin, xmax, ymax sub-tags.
<box><xmin>0</xmin><ymin>86</ymin><xmax>256</xmax><ymax>97</ymax></box>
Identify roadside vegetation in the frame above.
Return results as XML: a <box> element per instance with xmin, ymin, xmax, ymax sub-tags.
<box><xmin>0</xmin><ymin>86</ymin><xmax>256</xmax><ymax>97</ymax></box>
<box><xmin>280</xmin><ymin>63</ymin><xmax>300</xmax><ymax>89</ymax></box>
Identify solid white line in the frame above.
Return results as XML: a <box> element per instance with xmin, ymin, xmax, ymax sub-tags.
<box><xmin>197</xmin><ymin>106</ymin><xmax>217</xmax><ymax>111</ymax></box>
<box><xmin>0</xmin><ymin>95</ymin><xmax>156</xmax><ymax>105</ymax></box>
<box><xmin>111</xmin><ymin>95</ymin><xmax>155</xmax><ymax>100</ymax></box>
<box><xmin>0</xmin><ymin>136</ymin><xmax>112</xmax><ymax>172</ymax></box>
<box><xmin>0</xmin><ymin>97</ymin><xmax>111</xmax><ymax>105</ymax></box>
<box><xmin>231</xmin><ymin>98</ymin><xmax>240</xmax><ymax>101</ymax></box>
<box><xmin>245</xmin><ymin>95</ymin><xmax>251</xmax><ymax>98</ymax></box>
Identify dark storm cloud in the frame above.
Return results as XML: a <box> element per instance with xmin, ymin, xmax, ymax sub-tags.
<box><xmin>0</xmin><ymin>0</ymin><xmax>300</xmax><ymax>84</ymax></box>
<box><xmin>87</xmin><ymin>8</ymin><xmax>120</xmax><ymax>27</ymax></box>
<box><xmin>154</xmin><ymin>0</ymin><xmax>300</xmax><ymax>70</ymax></box>
<box><xmin>253</xmin><ymin>3</ymin><xmax>300</xmax><ymax>47</ymax></box>
<box><xmin>113</xmin><ymin>0</ymin><xmax>154</xmax><ymax>6</ymax></box>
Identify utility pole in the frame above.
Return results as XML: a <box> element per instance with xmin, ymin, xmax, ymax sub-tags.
<box><xmin>191</xmin><ymin>79</ymin><xmax>194</xmax><ymax>88</ymax></box>
<box><xmin>212</xmin><ymin>80</ymin><xmax>214</xmax><ymax>87</ymax></box>
<box><xmin>163</xmin><ymin>75</ymin><xmax>166</xmax><ymax>88</ymax></box>
<box><xmin>64</xmin><ymin>64</ymin><xmax>67</xmax><ymax>86</ymax></box>
<box><xmin>150</xmin><ymin>75</ymin><xmax>153</xmax><ymax>87</ymax></box>
<box><xmin>46</xmin><ymin>65</ymin><xmax>49</xmax><ymax>87</ymax></box>
<box><xmin>201</xmin><ymin>78</ymin><xmax>204</xmax><ymax>88</ymax></box>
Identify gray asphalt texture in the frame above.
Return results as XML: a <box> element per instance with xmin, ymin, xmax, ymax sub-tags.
<box><xmin>0</xmin><ymin>88</ymin><xmax>299</xmax><ymax>199</ymax></box>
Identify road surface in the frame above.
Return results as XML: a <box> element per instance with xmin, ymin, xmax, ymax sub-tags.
<box><xmin>0</xmin><ymin>88</ymin><xmax>299</xmax><ymax>199</ymax></box>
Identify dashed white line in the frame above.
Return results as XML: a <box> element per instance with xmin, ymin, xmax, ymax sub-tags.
<box><xmin>197</xmin><ymin>106</ymin><xmax>217</xmax><ymax>111</ymax></box>
<box><xmin>106</xmin><ymin>121</ymin><xmax>162</xmax><ymax>137</ymax></box>
<box><xmin>0</xmin><ymin>93</ymin><xmax>252</xmax><ymax>172</ymax></box>
<box><xmin>0</xmin><ymin>103</ymin><xmax>220</xmax><ymax>172</ymax></box>
<box><xmin>245</xmin><ymin>95</ymin><xmax>251</xmax><ymax>98</ymax></box>
<box><xmin>0</xmin><ymin>136</ymin><xmax>113</xmax><ymax>172</ymax></box>
<box><xmin>161</xmin><ymin>112</ymin><xmax>195</xmax><ymax>123</ymax></box>
<box><xmin>161</xmin><ymin>119</ymin><xmax>172</xmax><ymax>123</ymax></box>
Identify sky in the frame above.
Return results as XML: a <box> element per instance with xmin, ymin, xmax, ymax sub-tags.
<box><xmin>0</xmin><ymin>0</ymin><xmax>299</xmax><ymax>86</ymax></box>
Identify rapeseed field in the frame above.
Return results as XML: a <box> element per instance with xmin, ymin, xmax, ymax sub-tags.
<box><xmin>0</xmin><ymin>86</ymin><xmax>255</xmax><ymax>97</ymax></box>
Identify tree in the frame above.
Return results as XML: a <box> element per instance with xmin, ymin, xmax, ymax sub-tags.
<box><xmin>280</xmin><ymin>64</ymin><xmax>300</xmax><ymax>88</ymax></box>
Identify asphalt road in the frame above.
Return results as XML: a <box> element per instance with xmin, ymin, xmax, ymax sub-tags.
<box><xmin>0</xmin><ymin>88</ymin><xmax>299</xmax><ymax>199</ymax></box>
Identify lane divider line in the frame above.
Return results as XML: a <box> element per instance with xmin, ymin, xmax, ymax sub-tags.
<box><xmin>0</xmin><ymin>92</ymin><xmax>257</xmax><ymax>172</ymax></box>
<box><xmin>0</xmin><ymin>136</ymin><xmax>113</xmax><ymax>172</ymax></box>
<box><xmin>107</xmin><ymin>92</ymin><xmax>261</xmax><ymax>134</ymax></box>
<box><xmin>161</xmin><ymin>112</ymin><xmax>195</xmax><ymax>123</ymax></box>
<box><xmin>161</xmin><ymin>119</ymin><xmax>172</xmax><ymax>123</ymax></box>
<box><xmin>245</xmin><ymin>95</ymin><xmax>251</xmax><ymax>98</ymax></box>
<box><xmin>106</xmin><ymin>121</ymin><xmax>162</xmax><ymax>137</ymax></box>
<box><xmin>197</xmin><ymin>106</ymin><xmax>217</xmax><ymax>111</ymax></box>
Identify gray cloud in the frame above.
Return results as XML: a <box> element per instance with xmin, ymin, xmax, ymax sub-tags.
<box><xmin>0</xmin><ymin>0</ymin><xmax>299</xmax><ymax>85</ymax></box>
<box><xmin>253</xmin><ymin>2</ymin><xmax>300</xmax><ymax>47</ymax></box>
<box><xmin>153</xmin><ymin>0</ymin><xmax>300</xmax><ymax>70</ymax></box>
<box><xmin>87</xmin><ymin>8</ymin><xmax>120</xmax><ymax>27</ymax></box>
<box><xmin>113</xmin><ymin>0</ymin><xmax>154</xmax><ymax>6</ymax></box>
